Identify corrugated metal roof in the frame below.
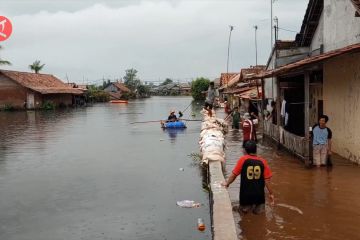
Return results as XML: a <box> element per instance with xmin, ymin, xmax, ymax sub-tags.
<box><xmin>295</xmin><ymin>0</ymin><xmax>323</xmax><ymax>47</ymax></box>
<box><xmin>234</xmin><ymin>88</ymin><xmax>261</xmax><ymax>100</ymax></box>
<box><xmin>246</xmin><ymin>43</ymin><xmax>360</xmax><ymax>79</ymax></box>
<box><xmin>0</xmin><ymin>70</ymin><xmax>83</xmax><ymax>94</ymax></box>
<box><xmin>223</xmin><ymin>86</ymin><xmax>253</xmax><ymax>94</ymax></box>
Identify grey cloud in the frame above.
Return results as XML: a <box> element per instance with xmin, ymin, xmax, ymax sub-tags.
<box><xmin>0</xmin><ymin>0</ymin><xmax>308</xmax><ymax>84</ymax></box>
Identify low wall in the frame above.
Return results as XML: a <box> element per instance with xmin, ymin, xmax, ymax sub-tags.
<box><xmin>209</xmin><ymin>161</ymin><xmax>238</xmax><ymax>240</ymax></box>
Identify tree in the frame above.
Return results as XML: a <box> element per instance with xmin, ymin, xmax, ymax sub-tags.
<box><xmin>0</xmin><ymin>45</ymin><xmax>11</xmax><ymax>65</ymax></box>
<box><xmin>29</xmin><ymin>60</ymin><xmax>45</xmax><ymax>73</ymax></box>
<box><xmin>161</xmin><ymin>78</ymin><xmax>173</xmax><ymax>86</ymax></box>
<box><xmin>137</xmin><ymin>84</ymin><xmax>150</xmax><ymax>97</ymax></box>
<box><xmin>123</xmin><ymin>68</ymin><xmax>141</xmax><ymax>92</ymax></box>
<box><xmin>191</xmin><ymin>77</ymin><xmax>210</xmax><ymax>101</ymax></box>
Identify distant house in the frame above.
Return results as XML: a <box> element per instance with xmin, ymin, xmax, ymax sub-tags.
<box><xmin>103</xmin><ymin>82</ymin><xmax>131</xmax><ymax>100</ymax></box>
<box><xmin>0</xmin><ymin>70</ymin><xmax>83</xmax><ymax>109</ymax></box>
<box><xmin>151</xmin><ymin>83</ymin><xmax>191</xmax><ymax>96</ymax></box>
<box><xmin>66</xmin><ymin>82</ymin><xmax>89</xmax><ymax>92</ymax></box>
<box><xmin>179</xmin><ymin>83</ymin><xmax>191</xmax><ymax>95</ymax></box>
<box><xmin>221</xmin><ymin>66</ymin><xmax>265</xmax><ymax>113</ymax></box>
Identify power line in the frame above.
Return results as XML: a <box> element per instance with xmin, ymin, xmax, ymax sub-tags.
<box><xmin>277</xmin><ymin>27</ymin><xmax>298</xmax><ymax>33</ymax></box>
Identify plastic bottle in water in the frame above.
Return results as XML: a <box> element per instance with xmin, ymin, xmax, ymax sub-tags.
<box><xmin>197</xmin><ymin>218</ymin><xmax>205</xmax><ymax>231</ymax></box>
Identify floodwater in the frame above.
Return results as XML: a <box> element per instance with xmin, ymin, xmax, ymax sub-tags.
<box><xmin>224</xmin><ymin>121</ymin><xmax>360</xmax><ymax>240</ymax></box>
<box><xmin>0</xmin><ymin>96</ymin><xmax>211</xmax><ymax>240</ymax></box>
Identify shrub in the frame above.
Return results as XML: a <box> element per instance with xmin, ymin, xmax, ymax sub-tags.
<box><xmin>191</xmin><ymin>77</ymin><xmax>210</xmax><ymax>101</ymax></box>
<box><xmin>3</xmin><ymin>103</ymin><xmax>15</xmax><ymax>111</ymax></box>
<box><xmin>41</xmin><ymin>101</ymin><xmax>55</xmax><ymax>110</ymax></box>
<box><xmin>86</xmin><ymin>90</ymin><xmax>110</xmax><ymax>102</ymax></box>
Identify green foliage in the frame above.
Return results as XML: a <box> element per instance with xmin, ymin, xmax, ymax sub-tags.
<box><xmin>121</xmin><ymin>92</ymin><xmax>136</xmax><ymax>100</ymax></box>
<box><xmin>191</xmin><ymin>77</ymin><xmax>210</xmax><ymax>101</ymax></box>
<box><xmin>29</xmin><ymin>60</ymin><xmax>45</xmax><ymax>73</ymax></box>
<box><xmin>86</xmin><ymin>89</ymin><xmax>110</xmax><ymax>102</ymax></box>
<box><xmin>161</xmin><ymin>78</ymin><xmax>173</xmax><ymax>86</ymax></box>
<box><xmin>41</xmin><ymin>101</ymin><xmax>56</xmax><ymax>110</ymax></box>
<box><xmin>137</xmin><ymin>84</ymin><xmax>150</xmax><ymax>97</ymax></box>
<box><xmin>3</xmin><ymin>103</ymin><xmax>14</xmax><ymax>111</ymax></box>
<box><xmin>0</xmin><ymin>45</ymin><xmax>11</xmax><ymax>65</ymax></box>
<box><xmin>123</xmin><ymin>68</ymin><xmax>141</xmax><ymax>92</ymax></box>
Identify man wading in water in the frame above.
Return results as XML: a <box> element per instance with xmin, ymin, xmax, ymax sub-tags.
<box><xmin>222</xmin><ymin>141</ymin><xmax>274</xmax><ymax>214</ymax></box>
<box><xmin>311</xmin><ymin>114</ymin><xmax>332</xmax><ymax>167</ymax></box>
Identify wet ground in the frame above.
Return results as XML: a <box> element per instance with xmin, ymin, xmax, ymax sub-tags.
<box><xmin>223</xmin><ymin>112</ymin><xmax>360</xmax><ymax>240</ymax></box>
<box><xmin>0</xmin><ymin>97</ymin><xmax>211</xmax><ymax>240</ymax></box>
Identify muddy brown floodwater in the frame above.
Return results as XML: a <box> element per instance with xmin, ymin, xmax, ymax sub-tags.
<box><xmin>224</xmin><ymin>118</ymin><xmax>360</xmax><ymax>240</ymax></box>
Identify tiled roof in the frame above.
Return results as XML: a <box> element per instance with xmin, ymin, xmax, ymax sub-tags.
<box><xmin>220</xmin><ymin>73</ymin><xmax>238</xmax><ymax>86</ymax></box>
<box><xmin>113</xmin><ymin>82</ymin><xmax>131</xmax><ymax>92</ymax></box>
<box><xmin>0</xmin><ymin>70</ymin><xmax>83</xmax><ymax>94</ymax></box>
<box><xmin>108</xmin><ymin>92</ymin><xmax>122</xmax><ymax>100</ymax></box>
<box><xmin>246</xmin><ymin>43</ymin><xmax>360</xmax><ymax>79</ymax></box>
<box><xmin>222</xmin><ymin>66</ymin><xmax>266</xmax><ymax>89</ymax></box>
<box><xmin>220</xmin><ymin>73</ymin><xmax>240</xmax><ymax>89</ymax></box>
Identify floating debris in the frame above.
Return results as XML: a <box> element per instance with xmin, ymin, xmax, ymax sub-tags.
<box><xmin>176</xmin><ymin>200</ymin><xmax>201</xmax><ymax>208</ymax></box>
<box><xmin>277</xmin><ymin>203</ymin><xmax>303</xmax><ymax>215</ymax></box>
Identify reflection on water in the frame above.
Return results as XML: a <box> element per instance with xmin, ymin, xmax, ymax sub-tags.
<box><xmin>163</xmin><ymin>128</ymin><xmax>187</xmax><ymax>143</ymax></box>
<box><xmin>224</xmin><ymin>127</ymin><xmax>360</xmax><ymax>240</ymax></box>
<box><xmin>0</xmin><ymin>97</ymin><xmax>210</xmax><ymax>240</ymax></box>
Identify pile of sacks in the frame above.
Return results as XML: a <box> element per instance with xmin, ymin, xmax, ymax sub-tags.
<box><xmin>199</xmin><ymin>109</ymin><xmax>228</xmax><ymax>164</ymax></box>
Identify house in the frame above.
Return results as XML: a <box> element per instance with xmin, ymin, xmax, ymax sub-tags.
<box><xmin>249</xmin><ymin>0</ymin><xmax>360</xmax><ymax>163</ymax></box>
<box><xmin>179</xmin><ymin>83</ymin><xmax>191</xmax><ymax>95</ymax></box>
<box><xmin>0</xmin><ymin>70</ymin><xmax>83</xmax><ymax>109</ymax></box>
<box><xmin>103</xmin><ymin>82</ymin><xmax>131</xmax><ymax>100</ymax></box>
<box><xmin>221</xmin><ymin>66</ymin><xmax>265</xmax><ymax>114</ymax></box>
<box><xmin>150</xmin><ymin>82</ymin><xmax>191</xmax><ymax>96</ymax></box>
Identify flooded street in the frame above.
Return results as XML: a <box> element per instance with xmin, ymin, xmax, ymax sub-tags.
<box><xmin>224</xmin><ymin>123</ymin><xmax>360</xmax><ymax>240</ymax></box>
<box><xmin>0</xmin><ymin>97</ymin><xmax>211</xmax><ymax>240</ymax></box>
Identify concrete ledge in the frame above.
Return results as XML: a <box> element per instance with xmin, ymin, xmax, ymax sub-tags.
<box><xmin>209</xmin><ymin>160</ymin><xmax>238</xmax><ymax>240</ymax></box>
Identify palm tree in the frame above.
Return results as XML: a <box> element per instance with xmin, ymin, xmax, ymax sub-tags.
<box><xmin>29</xmin><ymin>60</ymin><xmax>45</xmax><ymax>73</ymax></box>
<box><xmin>0</xmin><ymin>45</ymin><xmax>11</xmax><ymax>65</ymax></box>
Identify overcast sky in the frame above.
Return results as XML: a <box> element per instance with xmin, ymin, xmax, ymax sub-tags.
<box><xmin>0</xmin><ymin>0</ymin><xmax>308</xmax><ymax>84</ymax></box>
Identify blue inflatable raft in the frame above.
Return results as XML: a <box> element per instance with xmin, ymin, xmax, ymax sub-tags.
<box><xmin>162</xmin><ymin>121</ymin><xmax>187</xmax><ymax>129</ymax></box>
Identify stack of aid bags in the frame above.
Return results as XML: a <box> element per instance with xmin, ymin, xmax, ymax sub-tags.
<box><xmin>199</xmin><ymin>109</ymin><xmax>228</xmax><ymax>165</ymax></box>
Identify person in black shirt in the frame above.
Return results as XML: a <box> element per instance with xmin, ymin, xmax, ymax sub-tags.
<box><xmin>167</xmin><ymin>110</ymin><xmax>178</xmax><ymax>122</ymax></box>
<box><xmin>222</xmin><ymin>141</ymin><xmax>274</xmax><ymax>214</ymax></box>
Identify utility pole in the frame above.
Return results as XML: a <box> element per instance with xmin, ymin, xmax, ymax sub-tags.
<box><xmin>274</xmin><ymin>16</ymin><xmax>279</xmax><ymax>42</ymax></box>
<box><xmin>271</xmin><ymin>0</ymin><xmax>277</xmax><ymax>50</ymax></box>
<box><xmin>226</xmin><ymin>25</ymin><xmax>234</xmax><ymax>74</ymax></box>
<box><xmin>271</xmin><ymin>0</ymin><xmax>273</xmax><ymax>50</ymax></box>
<box><xmin>254</xmin><ymin>25</ymin><xmax>258</xmax><ymax>66</ymax></box>
<box><xmin>226</xmin><ymin>25</ymin><xmax>234</xmax><ymax>89</ymax></box>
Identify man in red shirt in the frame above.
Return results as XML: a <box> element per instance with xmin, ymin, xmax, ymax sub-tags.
<box><xmin>222</xmin><ymin>141</ymin><xmax>274</xmax><ymax>214</ymax></box>
<box><xmin>241</xmin><ymin>113</ymin><xmax>257</xmax><ymax>148</ymax></box>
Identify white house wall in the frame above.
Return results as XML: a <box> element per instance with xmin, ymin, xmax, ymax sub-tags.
<box><xmin>323</xmin><ymin>52</ymin><xmax>360</xmax><ymax>164</ymax></box>
<box><xmin>323</xmin><ymin>0</ymin><xmax>360</xmax><ymax>52</ymax></box>
<box><xmin>310</xmin><ymin>11</ymin><xmax>324</xmax><ymax>54</ymax></box>
<box><xmin>265</xmin><ymin>53</ymin><xmax>277</xmax><ymax>99</ymax></box>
